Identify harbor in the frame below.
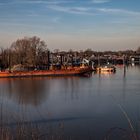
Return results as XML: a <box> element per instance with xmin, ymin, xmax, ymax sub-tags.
<box><xmin>0</xmin><ymin>0</ymin><xmax>140</xmax><ymax>139</ymax></box>
<box><xmin>0</xmin><ymin>37</ymin><xmax>140</xmax><ymax>78</ymax></box>
<box><xmin>0</xmin><ymin>65</ymin><xmax>140</xmax><ymax>140</ymax></box>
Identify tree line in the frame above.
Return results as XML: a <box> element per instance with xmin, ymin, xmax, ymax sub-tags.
<box><xmin>0</xmin><ymin>36</ymin><xmax>140</xmax><ymax>71</ymax></box>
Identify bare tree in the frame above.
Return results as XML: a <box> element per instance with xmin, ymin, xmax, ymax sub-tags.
<box><xmin>10</xmin><ymin>36</ymin><xmax>48</xmax><ymax>69</ymax></box>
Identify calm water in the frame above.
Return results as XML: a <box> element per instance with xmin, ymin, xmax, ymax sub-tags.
<box><xmin>0</xmin><ymin>65</ymin><xmax>140</xmax><ymax>140</ymax></box>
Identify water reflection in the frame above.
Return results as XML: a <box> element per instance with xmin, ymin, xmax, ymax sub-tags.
<box><xmin>0</xmin><ymin>77</ymin><xmax>83</xmax><ymax>106</ymax></box>
<box><xmin>0</xmin><ymin>78</ymin><xmax>49</xmax><ymax>106</ymax></box>
<box><xmin>63</xmin><ymin>77</ymin><xmax>80</xmax><ymax>100</ymax></box>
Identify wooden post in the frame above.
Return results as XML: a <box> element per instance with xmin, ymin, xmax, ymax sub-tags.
<box><xmin>123</xmin><ymin>55</ymin><xmax>126</xmax><ymax>77</ymax></box>
<box><xmin>98</xmin><ymin>55</ymin><xmax>100</xmax><ymax>66</ymax></box>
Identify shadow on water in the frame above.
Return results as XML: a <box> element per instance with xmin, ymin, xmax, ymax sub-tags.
<box><xmin>0</xmin><ymin>76</ymin><xmax>90</xmax><ymax>106</ymax></box>
<box><xmin>0</xmin><ymin>77</ymin><xmax>50</xmax><ymax>106</ymax></box>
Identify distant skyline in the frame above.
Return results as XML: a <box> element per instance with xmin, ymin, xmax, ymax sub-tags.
<box><xmin>0</xmin><ymin>0</ymin><xmax>140</xmax><ymax>51</ymax></box>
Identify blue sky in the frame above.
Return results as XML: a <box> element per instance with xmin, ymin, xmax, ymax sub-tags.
<box><xmin>0</xmin><ymin>0</ymin><xmax>140</xmax><ymax>51</ymax></box>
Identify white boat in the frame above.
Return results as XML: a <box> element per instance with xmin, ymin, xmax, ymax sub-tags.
<box><xmin>96</xmin><ymin>65</ymin><xmax>116</xmax><ymax>73</ymax></box>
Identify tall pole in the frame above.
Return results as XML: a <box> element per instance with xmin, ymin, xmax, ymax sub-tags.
<box><xmin>123</xmin><ymin>55</ymin><xmax>126</xmax><ymax>78</ymax></box>
<box><xmin>98</xmin><ymin>54</ymin><xmax>100</xmax><ymax>66</ymax></box>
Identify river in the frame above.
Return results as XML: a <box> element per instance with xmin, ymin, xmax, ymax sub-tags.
<box><xmin>0</xmin><ymin>65</ymin><xmax>140</xmax><ymax>140</ymax></box>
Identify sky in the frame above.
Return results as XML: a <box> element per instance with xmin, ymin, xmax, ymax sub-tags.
<box><xmin>0</xmin><ymin>0</ymin><xmax>140</xmax><ymax>51</ymax></box>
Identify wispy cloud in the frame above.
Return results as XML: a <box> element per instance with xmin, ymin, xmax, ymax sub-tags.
<box><xmin>48</xmin><ymin>5</ymin><xmax>140</xmax><ymax>17</ymax></box>
<box><xmin>0</xmin><ymin>0</ymin><xmax>72</xmax><ymax>5</ymax></box>
<box><xmin>96</xmin><ymin>8</ymin><xmax>140</xmax><ymax>16</ymax></box>
<box><xmin>21</xmin><ymin>0</ymin><xmax>71</xmax><ymax>4</ymax></box>
<box><xmin>92</xmin><ymin>0</ymin><xmax>111</xmax><ymax>4</ymax></box>
<box><xmin>48</xmin><ymin>5</ymin><xmax>95</xmax><ymax>15</ymax></box>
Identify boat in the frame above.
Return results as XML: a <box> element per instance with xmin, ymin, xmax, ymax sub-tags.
<box><xmin>0</xmin><ymin>66</ymin><xmax>93</xmax><ymax>78</ymax></box>
<box><xmin>96</xmin><ymin>65</ymin><xmax>116</xmax><ymax>73</ymax></box>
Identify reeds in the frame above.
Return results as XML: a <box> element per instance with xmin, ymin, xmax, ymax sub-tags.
<box><xmin>0</xmin><ymin>98</ymin><xmax>140</xmax><ymax>140</ymax></box>
<box><xmin>110</xmin><ymin>95</ymin><xmax>139</xmax><ymax>140</ymax></box>
<box><xmin>0</xmin><ymin>107</ymin><xmax>68</xmax><ymax>140</ymax></box>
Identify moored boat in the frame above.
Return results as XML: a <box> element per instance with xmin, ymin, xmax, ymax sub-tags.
<box><xmin>96</xmin><ymin>65</ymin><xmax>116</xmax><ymax>73</ymax></box>
<box><xmin>0</xmin><ymin>66</ymin><xmax>93</xmax><ymax>78</ymax></box>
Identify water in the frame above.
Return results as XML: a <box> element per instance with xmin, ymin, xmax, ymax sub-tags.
<box><xmin>0</xmin><ymin>65</ymin><xmax>140</xmax><ymax>140</ymax></box>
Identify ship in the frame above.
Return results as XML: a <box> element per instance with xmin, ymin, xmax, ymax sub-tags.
<box><xmin>0</xmin><ymin>66</ymin><xmax>93</xmax><ymax>78</ymax></box>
